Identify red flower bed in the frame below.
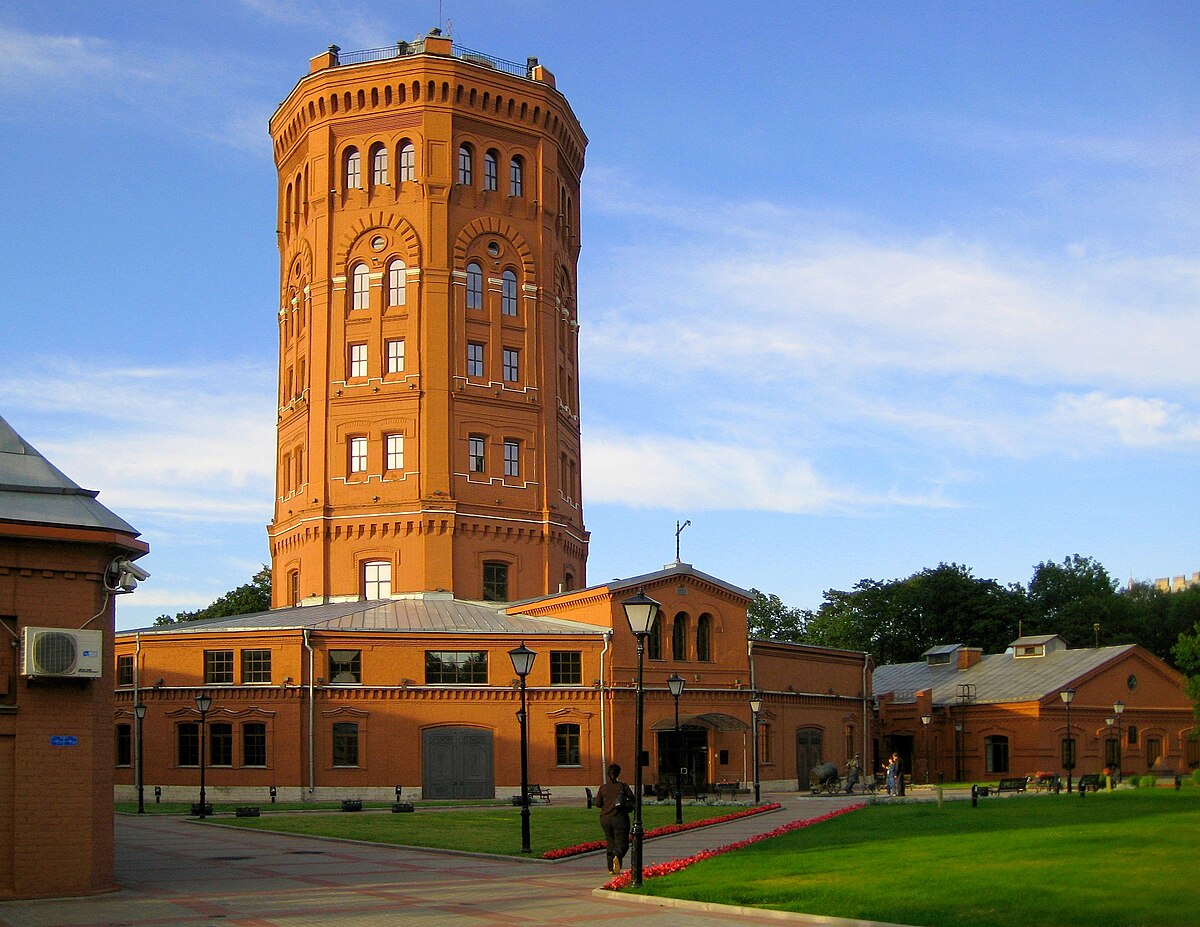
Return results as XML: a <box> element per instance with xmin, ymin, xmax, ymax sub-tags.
<box><xmin>600</xmin><ymin>803</ymin><xmax>865</xmax><ymax>889</ymax></box>
<box><xmin>541</xmin><ymin>802</ymin><xmax>783</xmax><ymax>859</ymax></box>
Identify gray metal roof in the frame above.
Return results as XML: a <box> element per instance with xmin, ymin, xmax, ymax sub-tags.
<box><xmin>597</xmin><ymin>561</ymin><xmax>752</xmax><ymax>601</ymax></box>
<box><xmin>874</xmin><ymin>644</ymin><xmax>1136</xmax><ymax>705</ymax></box>
<box><xmin>122</xmin><ymin>595</ymin><xmax>607</xmax><ymax>637</ymax></box>
<box><xmin>0</xmin><ymin>414</ymin><xmax>139</xmax><ymax>535</ymax></box>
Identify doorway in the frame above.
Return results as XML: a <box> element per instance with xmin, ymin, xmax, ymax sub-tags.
<box><xmin>795</xmin><ymin>728</ymin><xmax>823</xmax><ymax>790</ymax></box>
<box><xmin>656</xmin><ymin>727</ymin><xmax>708</xmax><ymax>793</ymax></box>
<box><xmin>422</xmin><ymin>727</ymin><xmax>494</xmax><ymax>799</ymax></box>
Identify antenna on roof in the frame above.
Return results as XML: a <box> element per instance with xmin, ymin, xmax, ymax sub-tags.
<box><xmin>675</xmin><ymin>519</ymin><xmax>691</xmax><ymax>563</ymax></box>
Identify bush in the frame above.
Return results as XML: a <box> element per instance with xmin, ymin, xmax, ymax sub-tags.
<box><xmin>1127</xmin><ymin>776</ymin><xmax>1141</xmax><ymax>789</ymax></box>
<box><xmin>1142</xmin><ymin>775</ymin><xmax>1159</xmax><ymax>789</ymax></box>
<box><xmin>1193</xmin><ymin>769</ymin><xmax>1200</xmax><ymax>786</ymax></box>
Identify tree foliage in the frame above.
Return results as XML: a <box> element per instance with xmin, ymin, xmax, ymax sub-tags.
<box><xmin>746</xmin><ymin>588</ymin><xmax>808</xmax><ymax>642</ymax></box>
<box><xmin>155</xmin><ymin>566</ymin><xmax>271</xmax><ymax>625</ymax></box>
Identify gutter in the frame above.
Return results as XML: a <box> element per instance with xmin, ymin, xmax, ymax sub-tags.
<box><xmin>303</xmin><ymin>628</ymin><xmax>315</xmax><ymax>794</ymax></box>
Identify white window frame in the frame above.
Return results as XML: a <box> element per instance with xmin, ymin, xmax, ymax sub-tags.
<box><xmin>399</xmin><ymin>141</ymin><xmax>415</xmax><ymax>182</ymax></box>
<box><xmin>483</xmin><ymin>150</ymin><xmax>498</xmax><ymax>191</ymax></box>
<box><xmin>467</xmin><ymin>342</ymin><xmax>485</xmax><ymax>378</ymax></box>
<box><xmin>363</xmin><ymin>560</ymin><xmax>391</xmax><ymax>599</ymax></box>
<box><xmin>388</xmin><ymin>261</ymin><xmax>406</xmax><ymax>307</ymax></box>
<box><xmin>386</xmin><ymin>339</ymin><xmax>405</xmax><ymax>374</ymax></box>
<box><xmin>504</xmin><ymin>439</ymin><xmax>520</xmax><ymax>477</ymax></box>
<box><xmin>509</xmin><ymin>156</ymin><xmax>524</xmax><ymax>197</ymax></box>
<box><xmin>386</xmin><ymin>434</ymin><xmax>404</xmax><ymax>471</ymax></box>
<box><xmin>466</xmin><ymin>262</ymin><xmax>483</xmax><ymax>310</ymax></box>
<box><xmin>501</xmin><ymin>270</ymin><xmax>518</xmax><ymax>316</ymax></box>
<box><xmin>371</xmin><ymin>144</ymin><xmax>388</xmax><ymax>186</ymax></box>
<box><xmin>345</xmin><ymin>148</ymin><xmax>361</xmax><ymax>188</ymax></box>
<box><xmin>349</xmin><ymin>343</ymin><xmax>367</xmax><ymax>379</ymax></box>
<box><xmin>458</xmin><ymin>144</ymin><xmax>473</xmax><ymax>185</ymax></box>
<box><xmin>502</xmin><ymin>347</ymin><xmax>519</xmax><ymax>382</ymax></box>
<box><xmin>352</xmin><ymin>263</ymin><xmax>370</xmax><ymax>311</ymax></box>
<box><xmin>468</xmin><ymin>435</ymin><xmax>485</xmax><ymax>473</ymax></box>
<box><xmin>349</xmin><ymin>436</ymin><xmax>368</xmax><ymax>474</ymax></box>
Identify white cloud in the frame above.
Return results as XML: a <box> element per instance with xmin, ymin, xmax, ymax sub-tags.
<box><xmin>1051</xmin><ymin>392</ymin><xmax>1200</xmax><ymax>449</ymax></box>
<box><xmin>0</xmin><ymin>27</ymin><xmax>118</xmax><ymax>88</ymax></box>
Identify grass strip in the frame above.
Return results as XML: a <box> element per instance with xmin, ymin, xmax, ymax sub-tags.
<box><xmin>627</xmin><ymin>789</ymin><xmax>1200</xmax><ymax>927</ymax></box>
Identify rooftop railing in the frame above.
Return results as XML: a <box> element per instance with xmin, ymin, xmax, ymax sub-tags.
<box><xmin>334</xmin><ymin>41</ymin><xmax>535</xmax><ymax>79</ymax></box>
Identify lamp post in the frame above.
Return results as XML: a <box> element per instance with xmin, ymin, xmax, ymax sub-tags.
<box><xmin>622</xmin><ymin>588</ymin><xmax>660</xmax><ymax>888</ymax></box>
<box><xmin>749</xmin><ymin>692</ymin><xmax>763</xmax><ymax>805</ymax></box>
<box><xmin>1113</xmin><ymin>700</ymin><xmax>1125</xmax><ymax>781</ymax></box>
<box><xmin>134</xmin><ymin>702</ymin><xmax>147</xmax><ymax>814</ymax></box>
<box><xmin>508</xmin><ymin>642</ymin><xmax>537</xmax><ymax>854</ymax></box>
<box><xmin>1060</xmin><ymin>688</ymin><xmax>1075</xmax><ymax>792</ymax></box>
<box><xmin>667</xmin><ymin>673</ymin><xmax>685</xmax><ymax>825</ymax></box>
<box><xmin>920</xmin><ymin>714</ymin><xmax>932</xmax><ymax>784</ymax></box>
<box><xmin>195</xmin><ymin>692</ymin><xmax>212</xmax><ymax>819</ymax></box>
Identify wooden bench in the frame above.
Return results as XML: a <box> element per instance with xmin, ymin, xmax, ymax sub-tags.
<box><xmin>994</xmin><ymin>777</ymin><xmax>1029</xmax><ymax>794</ymax></box>
<box><xmin>1077</xmin><ymin>774</ymin><xmax>1104</xmax><ymax>793</ymax></box>
<box><xmin>714</xmin><ymin>781</ymin><xmax>740</xmax><ymax>800</ymax></box>
<box><xmin>512</xmin><ymin>784</ymin><xmax>551</xmax><ymax>804</ymax></box>
<box><xmin>1031</xmin><ymin>774</ymin><xmax>1061</xmax><ymax>792</ymax></box>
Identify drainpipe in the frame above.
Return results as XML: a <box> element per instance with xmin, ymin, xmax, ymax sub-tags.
<box><xmin>599</xmin><ymin>630</ymin><xmax>612</xmax><ymax>776</ymax></box>
<box><xmin>863</xmin><ymin>652</ymin><xmax>871</xmax><ymax>763</ymax></box>
<box><xmin>134</xmin><ymin>633</ymin><xmax>141</xmax><ymax>800</ymax></box>
<box><xmin>303</xmin><ymin>628</ymin><xmax>315</xmax><ymax>794</ymax></box>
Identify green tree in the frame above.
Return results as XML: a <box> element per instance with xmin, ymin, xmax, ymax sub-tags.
<box><xmin>155</xmin><ymin>566</ymin><xmax>271</xmax><ymax>625</ymax></box>
<box><xmin>1171</xmin><ymin>618</ymin><xmax>1200</xmax><ymax>727</ymax></box>
<box><xmin>1025</xmin><ymin>555</ymin><xmax>1133</xmax><ymax>646</ymax></box>
<box><xmin>746</xmin><ymin>588</ymin><xmax>808</xmax><ymax>642</ymax></box>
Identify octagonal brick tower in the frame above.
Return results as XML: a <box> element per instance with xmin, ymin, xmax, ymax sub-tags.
<box><xmin>267</xmin><ymin>34</ymin><xmax>588</xmax><ymax>607</ymax></box>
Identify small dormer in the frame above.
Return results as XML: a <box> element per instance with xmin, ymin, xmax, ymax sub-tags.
<box><xmin>1010</xmin><ymin>634</ymin><xmax>1067</xmax><ymax>658</ymax></box>
<box><xmin>922</xmin><ymin>644</ymin><xmax>963</xmax><ymax>667</ymax></box>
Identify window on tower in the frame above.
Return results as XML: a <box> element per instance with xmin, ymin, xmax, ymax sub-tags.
<box><xmin>483</xmin><ymin>149</ymin><xmax>498</xmax><ymax>191</ymax></box>
<box><xmin>468</xmin><ymin>435</ymin><xmax>486</xmax><ymax>473</ymax></box>
<box><xmin>501</xmin><ymin>269</ymin><xmax>518</xmax><ymax>316</ymax></box>
<box><xmin>370</xmin><ymin>143</ymin><xmax>388</xmax><ymax>186</ymax></box>
<box><xmin>502</xmin><ymin>347</ymin><xmax>519</xmax><ymax>383</ymax></box>
<box><xmin>467</xmin><ymin>341</ymin><xmax>485</xmax><ymax>378</ymax></box>
<box><xmin>398</xmin><ymin>140</ymin><xmax>415</xmax><ymax>182</ymax></box>
<box><xmin>386</xmin><ymin>339</ymin><xmax>405</xmax><ymax>373</ymax></box>
<box><xmin>504</xmin><ymin>439</ymin><xmax>520</xmax><ymax>477</ymax></box>
<box><xmin>363</xmin><ymin>561</ymin><xmax>391</xmax><ymax>599</ymax></box>
<box><xmin>349</xmin><ymin>436</ymin><xmax>367</xmax><ymax>474</ymax></box>
<box><xmin>385</xmin><ymin>433</ymin><xmax>404</xmax><ymax>471</ymax></box>
<box><xmin>348</xmin><ymin>343</ymin><xmax>367</xmax><ymax>379</ymax></box>
<box><xmin>344</xmin><ymin>147</ymin><xmax>361</xmax><ymax>188</ymax></box>
<box><xmin>387</xmin><ymin>260</ymin><xmax>406</xmax><ymax>307</ymax></box>
<box><xmin>483</xmin><ymin>561</ymin><xmax>509</xmax><ymax>601</ymax></box>
<box><xmin>352</xmin><ymin>263</ymin><xmax>370</xmax><ymax>311</ymax></box>
<box><xmin>510</xmin><ymin>156</ymin><xmax>524</xmax><ymax>197</ymax></box>
<box><xmin>466</xmin><ymin>262</ymin><xmax>483</xmax><ymax>310</ymax></box>
<box><xmin>457</xmin><ymin>143</ymin><xmax>473</xmax><ymax>185</ymax></box>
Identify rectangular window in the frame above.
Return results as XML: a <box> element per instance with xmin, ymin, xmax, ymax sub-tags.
<box><xmin>1127</xmin><ymin>725</ymin><xmax>1138</xmax><ymax>746</ymax></box>
<box><xmin>482</xmin><ymin>561</ymin><xmax>509</xmax><ymax>601</ymax></box>
<box><xmin>364</xmin><ymin>561</ymin><xmax>391</xmax><ymax>599</ymax></box>
<box><xmin>242</xmin><ymin>649</ymin><xmax>272</xmax><ymax>684</ymax></box>
<box><xmin>425</xmin><ymin>651</ymin><xmax>488</xmax><ymax>685</ymax></box>
<box><xmin>1062</xmin><ymin>737</ymin><xmax>1076</xmax><ymax>770</ymax></box>
<box><xmin>556</xmin><ymin>722</ymin><xmax>581</xmax><ymax>766</ymax></box>
<box><xmin>1105</xmin><ymin>737</ymin><xmax>1120</xmax><ymax>768</ymax></box>
<box><xmin>1186</xmin><ymin>735</ymin><xmax>1199</xmax><ymax>769</ymax></box>
<box><xmin>178</xmin><ymin>722</ymin><xmax>200</xmax><ymax>767</ymax></box>
<box><xmin>329</xmin><ymin>649</ymin><xmax>362</xmax><ymax>684</ymax></box>
<box><xmin>349</xmin><ymin>436</ymin><xmax>368</xmax><ymax>474</ymax></box>
<box><xmin>510</xmin><ymin>157</ymin><xmax>523</xmax><ymax>197</ymax></box>
<box><xmin>467</xmin><ymin>341</ymin><xmax>485</xmax><ymax>378</ymax></box>
<box><xmin>469</xmin><ymin>435</ymin><xmax>486</xmax><ymax>473</ymax></box>
<box><xmin>210</xmin><ymin>722</ymin><xmax>233</xmax><ymax>767</ymax></box>
<box><xmin>243</xmin><ymin>722</ymin><xmax>267</xmax><ymax>767</ymax></box>
<box><xmin>550</xmin><ymin>651</ymin><xmax>582</xmax><ymax>685</ymax></box>
<box><xmin>117</xmin><ymin>654</ymin><xmax>134</xmax><ymax>687</ymax></box>
<box><xmin>386</xmin><ymin>339</ymin><xmax>405</xmax><ymax>373</ymax></box>
<box><xmin>349</xmin><ymin>342</ymin><xmax>367</xmax><ymax>378</ymax></box>
<box><xmin>332</xmin><ymin>722</ymin><xmax>359</xmax><ymax>767</ymax></box>
<box><xmin>386</xmin><ymin>434</ymin><xmax>404</xmax><ymax>471</ymax></box>
<box><xmin>758</xmin><ymin>722</ymin><xmax>772</xmax><ymax>765</ymax></box>
<box><xmin>116</xmin><ymin>723</ymin><xmax>132</xmax><ymax>767</ymax></box>
<box><xmin>204</xmin><ymin>650</ymin><xmax>233</xmax><ymax>685</ymax></box>
<box><xmin>504</xmin><ymin>439</ymin><xmax>520</xmax><ymax>477</ymax></box>
<box><xmin>502</xmin><ymin>347</ymin><xmax>520</xmax><ymax>382</ymax></box>
<box><xmin>985</xmin><ymin>735</ymin><xmax>1010</xmax><ymax>774</ymax></box>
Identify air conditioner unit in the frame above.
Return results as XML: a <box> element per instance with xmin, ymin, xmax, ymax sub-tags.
<box><xmin>21</xmin><ymin>627</ymin><xmax>103</xmax><ymax>679</ymax></box>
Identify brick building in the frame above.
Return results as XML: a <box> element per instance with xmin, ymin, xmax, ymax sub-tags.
<box><xmin>0</xmin><ymin>415</ymin><xmax>147</xmax><ymax>899</ymax></box>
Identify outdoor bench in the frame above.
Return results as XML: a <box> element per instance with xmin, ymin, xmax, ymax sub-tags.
<box><xmin>714</xmin><ymin>781</ymin><xmax>740</xmax><ymax>799</ymax></box>
<box><xmin>512</xmin><ymin>784</ymin><xmax>551</xmax><ymax>804</ymax></box>
<box><xmin>1031</xmin><ymin>775</ymin><xmax>1061</xmax><ymax>792</ymax></box>
<box><xmin>994</xmin><ymin>777</ymin><xmax>1029</xmax><ymax>794</ymax></box>
<box><xmin>1077</xmin><ymin>774</ymin><xmax>1104</xmax><ymax>792</ymax></box>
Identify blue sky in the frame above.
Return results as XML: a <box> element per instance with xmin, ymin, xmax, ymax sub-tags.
<box><xmin>1</xmin><ymin>1</ymin><xmax>1197</xmax><ymax>631</ymax></box>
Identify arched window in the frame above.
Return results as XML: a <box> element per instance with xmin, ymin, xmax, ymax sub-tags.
<box><xmin>387</xmin><ymin>260</ymin><xmax>406</xmax><ymax>306</ymax></box>
<box><xmin>398</xmin><ymin>140</ymin><xmax>415</xmax><ymax>182</ymax></box>
<box><xmin>696</xmin><ymin>613</ymin><xmax>712</xmax><ymax>662</ymax></box>
<box><xmin>483</xmin><ymin>149</ymin><xmax>498</xmax><ymax>191</ymax></box>
<box><xmin>351</xmin><ymin>263</ymin><xmax>370</xmax><ymax>310</ymax></box>
<box><xmin>672</xmin><ymin>613</ymin><xmax>688</xmax><ymax>661</ymax></box>
<box><xmin>363</xmin><ymin>560</ymin><xmax>391</xmax><ymax>599</ymax></box>
<box><xmin>465</xmin><ymin>261</ymin><xmax>483</xmax><ymax>310</ymax></box>
<box><xmin>370</xmin><ymin>143</ymin><xmax>388</xmax><ymax>185</ymax></box>
<box><xmin>509</xmin><ymin>156</ymin><xmax>524</xmax><ymax>196</ymax></box>
<box><xmin>647</xmin><ymin>613</ymin><xmax>662</xmax><ymax>661</ymax></box>
<box><xmin>501</xmin><ymin>269</ymin><xmax>518</xmax><ymax>316</ymax></box>
<box><xmin>457</xmin><ymin>143</ymin><xmax>473</xmax><ymax>185</ymax></box>
<box><xmin>344</xmin><ymin>147</ymin><xmax>361</xmax><ymax>188</ymax></box>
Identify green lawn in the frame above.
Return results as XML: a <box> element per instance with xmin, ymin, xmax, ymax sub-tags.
<box><xmin>218</xmin><ymin>803</ymin><xmax>734</xmax><ymax>857</ymax></box>
<box><xmin>628</xmin><ymin>790</ymin><xmax>1200</xmax><ymax>927</ymax></box>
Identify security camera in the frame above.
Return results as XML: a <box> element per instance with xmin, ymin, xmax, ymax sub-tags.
<box><xmin>121</xmin><ymin>561</ymin><xmax>151</xmax><ymax>582</ymax></box>
<box><xmin>106</xmin><ymin>558</ymin><xmax>151</xmax><ymax>592</ymax></box>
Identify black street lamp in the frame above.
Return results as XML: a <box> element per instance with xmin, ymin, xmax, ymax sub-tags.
<box><xmin>667</xmin><ymin>673</ymin><xmax>685</xmax><ymax>825</ymax></box>
<box><xmin>749</xmin><ymin>692</ymin><xmax>763</xmax><ymax>805</ymax></box>
<box><xmin>920</xmin><ymin>713</ymin><xmax>932</xmax><ymax>785</ymax></box>
<box><xmin>134</xmin><ymin>702</ymin><xmax>147</xmax><ymax>814</ymax></box>
<box><xmin>1060</xmin><ymin>688</ymin><xmax>1075</xmax><ymax>792</ymax></box>
<box><xmin>508</xmin><ymin>641</ymin><xmax>537</xmax><ymax>854</ymax></box>
<box><xmin>622</xmin><ymin>588</ymin><xmax>660</xmax><ymax>888</ymax></box>
<box><xmin>195</xmin><ymin>692</ymin><xmax>212</xmax><ymax>819</ymax></box>
<box><xmin>1113</xmin><ymin>700</ymin><xmax>1125</xmax><ymax>781</ymax></box>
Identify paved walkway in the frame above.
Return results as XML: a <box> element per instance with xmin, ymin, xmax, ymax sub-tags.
<box><xmin>0</xmin><ymin>794</ymin><xmax>883</xmax><ymax>927</ymax></box>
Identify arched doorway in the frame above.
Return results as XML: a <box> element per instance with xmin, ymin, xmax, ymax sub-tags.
<box><xmin>796</xmin><ymin>728</ymin><xmax>823</xmax><ymax>790</ymax></box>
<box><xmin>422</xmin><ymin>727</ymin><xmax>494</xmax><ymax>799</ymax></box>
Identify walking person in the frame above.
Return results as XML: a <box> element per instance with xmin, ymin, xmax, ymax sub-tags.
<box><xmin>885</xmin><ymin>752</ymin><xmax>900</xmax><ymax>796</ymax></box>
<box><xmin>596</xmin><ymin>763</ymin><xmax>635</xmax><ymax>874</ymax></box>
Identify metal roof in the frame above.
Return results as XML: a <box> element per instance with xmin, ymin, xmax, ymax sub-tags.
<box><xmin>874</xmin><ymin>644</ymin><xmax>1136</xmax><ymax>705</ymax></box>
<box><xmin>0</xmin><ymin>414</ymin><xmax>139</xmax><ymax>534</ymax></box>
<box><xmin>122</xmin><ymin>595</ymin><xmax>607</xmax><ymax>637</ymax></box>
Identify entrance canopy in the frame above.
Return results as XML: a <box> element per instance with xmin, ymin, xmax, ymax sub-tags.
<box><xmin>650</xmin><ymin>712</ymin><xmax>749</xmax><ymax>732</ymax></box>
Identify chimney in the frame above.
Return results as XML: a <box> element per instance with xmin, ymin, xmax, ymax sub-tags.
<box><xmin>957</xmin><ymin>647</ymin><xmax>983</xmax><ymax>670</ymax></box>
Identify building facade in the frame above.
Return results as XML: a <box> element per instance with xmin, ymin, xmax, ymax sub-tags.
<box><xmin>1</xmin><ymin>416</ymin><xmax>147</xmax><ymax>899</ymax></box>
<box><xmin>268</xmin><ymin>34</ymin><xmax>588</xmax><ymax>607</ymax></box>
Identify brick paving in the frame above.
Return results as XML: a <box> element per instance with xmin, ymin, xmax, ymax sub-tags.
<box><xmin>0</xmin><ymin>794</ymin><xmax>892</xmax><ymax>927</ymax></box>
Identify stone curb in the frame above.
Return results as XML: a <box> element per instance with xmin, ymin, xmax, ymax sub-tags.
<box><xmin>591</xmin><ymin>889</ymin><xmax>923</xmax><ymax>927</ymax></box>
